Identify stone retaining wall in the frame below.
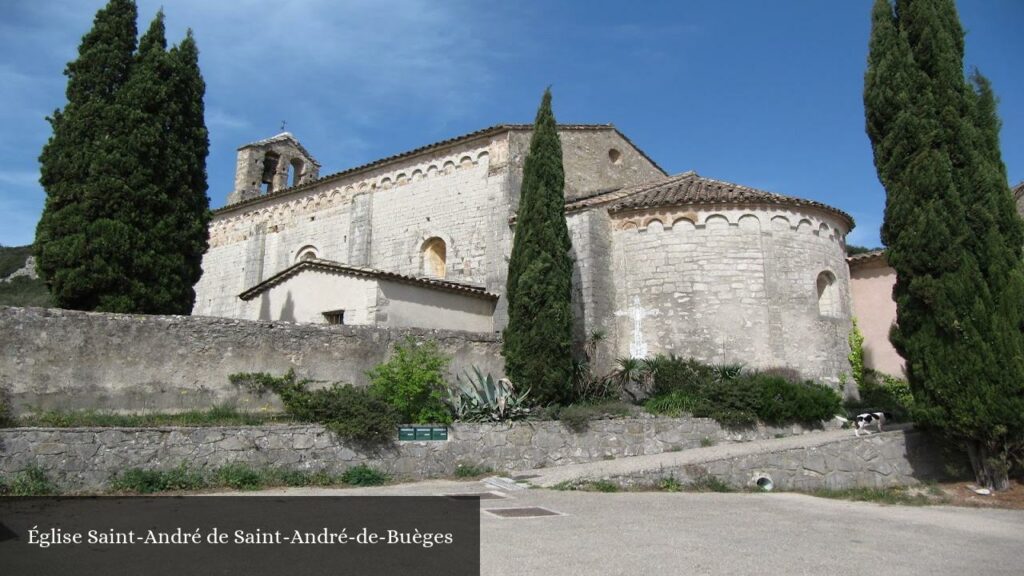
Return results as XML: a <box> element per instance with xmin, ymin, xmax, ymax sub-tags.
<box><xmin>612</xmin><ymin>429</ymin><xmax>948</xmax><ymax>491</ymax></box>
<box><xmin>0</xmin><ymin>306</ymin><xmax>502</xmax><ymax>416</ymax></box>
<box><xmin>0</xmin><ymin>417</ymin><xmax>835</xmax><ymax>491</ymax></box>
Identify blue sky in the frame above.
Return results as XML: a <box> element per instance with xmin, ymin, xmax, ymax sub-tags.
<box><xmin>1</xmin><ymin>0</ymin><xmax>1021</xmax><ymax>248</ymax></box>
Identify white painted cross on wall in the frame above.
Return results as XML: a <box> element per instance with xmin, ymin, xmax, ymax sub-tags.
<box><xmin>630</xmin><ymin>296</ymin><xmax>653</xmax><ymax>359</ymax></box>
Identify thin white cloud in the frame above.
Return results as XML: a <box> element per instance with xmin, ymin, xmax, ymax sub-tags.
<box><xmin>145</xmin><ymin>0</ymin><xmax>501</xmax><ymax>123</ymax></box>
<box><xmin>0</xmin><ymin>0</ymin><xmax>522</xmax><ymax>243</ymax></box>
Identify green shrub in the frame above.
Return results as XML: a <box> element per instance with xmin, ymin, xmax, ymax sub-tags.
<box><xmin>754</xmin><ymin>375</ymin><xmax>843</xmax><ymax>425</ymax></box>
<box><xmin>847</xmin><ymin>370</ymin><xmax>915</xmax><ymax>421</ymax></box>
<box><xmin>808</xmin><ymin>486</ymin><xmax>939</xmax><ymax>506</ymax></box>
<box><xmin>558</xmin><ymin>400</ymin><xmax>634</xmax><ymax>432</ymax></box>
<box><xmin>551</xmin><ymin>479</ymin><xmax>622</xmax><ymax>492</ymax></box>
<box><xmin>215</xmin><ymin>464</ymin><xmax>264</xmax><ymax>491</ymax></box>
<box><xmin>368</xmin><ymin>338</ymin><xmax>453</xmax><ymax>424</ymax></box>
<box><xmin>558</xmin><ymin>405</ymin><xmax>592</xmax><ymax>432</ymax></box>
<box><xmin>341</xmin><ymin>465</ymin><xmax>389</xmax><ymax>486</ymax></box>
<box><xmin>265</xmin><ymin>468</ymin><xmax>341</xmax><ymax>487</ymax></box>
<box><xmin>642</xmin><ymin>357</ymin><xmax>842</xmax><ymax>427</ymax></box>
<box><xmin>305</xmin><ymin>384</ymin><xmax>400</xmax><ymax>445</ymax></box>
<box><xmin>849</xmin><ymin>319</ymin><xmax>865</xmax><ymax>387</ymax></box>
<box><xmin>109</xmin><ymin>466</ymin><xmax>207</xmax><ymax>494</ymax></box>
<box><xmin>646</xmin><ymin>355</ymin><xmax>717</xmax><ymax>397</ymax></box>
<box><xmin>18</xmin><ymin>405</ymin><xmax>285</xmax><ymax>428</ymax></box>
<box><xmin>705</xmin><ymin>407</ymin><xmax>758</xmax><ymax>428</ymax></box>
<box><xmin>696</xmin><ymin>378</ymin><xmax>762</xmax><ymax>423</ymax></box>
<box><xmin>643</xmin><ymin>390</ymin><xmax>707</xmax><ymax>417</ymax></box>
<box><xmin>454</xmin><ymin>463</ymin><xmax>494</xmax><ymax>478</ymax></box>
<box><xmin>688</xmin><ymin>475</ymin><xmax>732</xmax><ymax>492</ymax></box>
<box><xmin>109</xmin><ymin>465</ymin><xmax>350</xmax><ymax>494</ymax></box>
<box><xmin>569</xmin><ymin>331</ymin><xmax>625</xmax><ymax>403</ymax></box>
<box><xmin>658</xmin><ymin>476</ymin><xmax>683</xmax><ymax>492</ymax></box>
<box><xmin>0</xmin><ymin>388</ymin><xmax>12</xmax><ymax>428</ymax></box>
<box><xmin>1</xmin><ymin>466</ymin><xmax>58</xmax><ymax>495</ymax></box>
<box><xmin>232</xmin><ymin>370</ymin><xmax>399</xmax><ymax>445</ymax></box>
<box><xmin>585</xmin><ymin>479</ymin><xmax>620</xmax><ymax>492</ymax></box>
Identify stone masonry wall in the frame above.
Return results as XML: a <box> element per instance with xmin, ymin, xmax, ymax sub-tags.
<box><xmin>366</xmin><ymin>145</ymin><xmax>505</xmax><ymax>289</ymax></box>
<box><xmin>610</xmin><ymin>205</ymin><xmax>853</xmax><ymax>384</ymax></box>
<box><xmin>0</xmin><ymin>306</ymin><xmax>502</xmax><ymax>416</ymax></box>
<box><xmin>567</xmin><ymin>209</ymin><xmax>617</xmax><ymax>370</ymax></box>
<box><xmin>0</xmin><ymin>417</ymin><xmax>836</xmax><ymax>491</ymax></box>
<box><xmin>612</xmin><ymin>429</ymin><xmax>948</xmax><ymax>491</ymax></box>
<box><xmin>197</xmin><ymin>126</ymin><xmax>665</xmax><ymax>331</ymax></box>
<box><xmin>506</xmin><ymin>128</ymin><xmax>665</xmax><ymax>205</ymax></box>
<box><xmin>195</xmin><ymin>137</ymin><xmax>498</xmax><ymax>319</ymax></box>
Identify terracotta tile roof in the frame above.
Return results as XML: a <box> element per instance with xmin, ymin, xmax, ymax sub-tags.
<box><xmin>215</xmin><ymin>124</ymin><xmax>665</xmax><ymax>215</ymax></box>
<box><xmin>239</xmin><ymin>132</ymin><xmax>321</xmax><ymax>167</ymax></box>
<box><xmin>564</xmin><ymin>173</ymin><xmax>685</xmax><ymax>213</ymax></box>
<box><xmin>846</xmin><ymin>249</ymin><xmax>887</xmax><ymax>266</ymax></box>
<box><xmin>238</xmin><ymin>258</ymin><xmax>499</xmax><ymax>302</ymax></box>
<box><xmin>602</xmin><ymin>172</ymin><xmax>855</xmax><ymax>228</ymax></box>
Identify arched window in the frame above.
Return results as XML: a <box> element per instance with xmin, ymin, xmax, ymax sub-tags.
<box><xmin>289</xmin><ymin>158</ymin><xmax>305</xmax><ymax>187</ymax></box>
<box><xmin>296</xmin><ymin>245</ymin><xmax>318</xmax><ymax>262</ymax></box>
<box><xmin>422</xmin><ymin>238</ymin><xmax>446</xmax><ymax>279</ymax></box>
<box><xmin>261</xmin><ymin>152</ymin><xmax>280</xmax><ymax>194</ymax></box>
<box><xmin>816</xmin><ymin>271</ymin><xmax>839</xmax><ymax>317</ymax></box>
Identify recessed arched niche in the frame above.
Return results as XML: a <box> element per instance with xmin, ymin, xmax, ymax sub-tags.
<box><xmin>422</xmin><ymin>237</ymin><xmax>447</xmax><ymax>279</ymax></box>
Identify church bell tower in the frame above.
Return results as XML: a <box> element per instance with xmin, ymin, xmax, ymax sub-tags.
<box><xmin>227</xmin><ymin>132</ymin><xmax>320</xmax><ymax>205</ymax></box>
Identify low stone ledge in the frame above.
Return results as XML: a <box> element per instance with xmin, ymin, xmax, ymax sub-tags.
<box><xmin>599</xmin><ymin>429</ymin><xmax>948</xmax><ymax>491</ymax></box>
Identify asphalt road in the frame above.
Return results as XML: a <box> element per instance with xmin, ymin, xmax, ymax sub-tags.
<box><xmin>245</xmin><ymin>480</ymin><xmax>1024</xmax><ymax>576</ymax></box>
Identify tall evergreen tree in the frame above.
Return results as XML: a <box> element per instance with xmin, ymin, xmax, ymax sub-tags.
<box><xmin>114</xmin><ymin>13</ymin><xmax>210</xmax><ymax>313</ymax></box>
<box><xmin>36</xmin><ymin>0</ymin><xmax>138</xmax><ymax>310</ymax></box>
<box><xmin>503</xmin><ymin>89</ymin><xmax>574</xmax><ymax>403</ymax></box>
<box><xmin>35</xmin><ymin>1</ymin><xmax>210</xmax><ymax>314</ymax></box>
<box><xmin>111</xmin><ymin>11</ymin><xmax>178</xmax><ymax>311</ymax></box>
<box><xmin>864</xmin><ymin>0</ymin><xmax>1024</xmax><ymax>490</ymax></box>
<box><xmin>166</xmin><ymin>31</ymin><xmax>211</xmax><ymax>313</ymax></box>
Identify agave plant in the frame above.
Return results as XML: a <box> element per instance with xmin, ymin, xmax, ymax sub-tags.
<box><xmin>583</xmin><ymin>329</ymin><xmax>607</xmax><ymax>364</ymax></box>
<box><xmin>711</xmin><ymin>363</ymin><xmax>745</xmax><ymax>381</ymax></box>
<box><xmin>614</xmin><ymin>357</ymin><xmax>654</xmax><ymax>402</ymax></box>
<box><xmin>446</xmin><ymin>367</ymin><xmax>531</xmax><ymax>422</ymax></box>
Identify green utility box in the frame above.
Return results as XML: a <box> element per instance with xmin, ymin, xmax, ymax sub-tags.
<box><xmin>398</xmin><ymin>426</ymin><xmax>448</xmax><ymax>441</ymax></box>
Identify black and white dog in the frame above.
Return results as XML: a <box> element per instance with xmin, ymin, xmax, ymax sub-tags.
<box><xmin>852</xmin><ymin>412</ymin><xmax>892</xmax><ymax>436</ymax></box>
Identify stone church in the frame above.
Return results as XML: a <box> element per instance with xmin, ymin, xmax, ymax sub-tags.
<box><xmin>193</xmin><ymin>125</ymin><xmax>854</xmax><ymax>384</ymax></box>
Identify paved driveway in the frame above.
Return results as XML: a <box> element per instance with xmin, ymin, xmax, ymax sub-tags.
<box><xmin>244</xmin><ymin>480</ymin><xmax>1024</xmax><ymax>575</ymax></box>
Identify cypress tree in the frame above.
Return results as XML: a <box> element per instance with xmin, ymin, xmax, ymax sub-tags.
<box><xmin>864</xmin><ymin>0</ymin><xmax>1024</xmax><ymax>490</ymax></box>
<box><xmin>115</xmin><ymin>13</ymin><xmax>210</xmax><ymax>313</ymax></box>
<box><xmin>36</xmin><ymin>0</ymin><xmax>139</xmax><ymax>310</ymax></box>
<box><xmin>166</xmin><ymin>31</ymin><xmax>211</xmax><ymax>313</ymax></box>
<box><xmin>35</xmin><ymin>2</ymin><xmax>210</xmax><ymax>314</ymax></box>
<box><xmin>113</xmin><ymin>11</ymin><xmax>178</xmax><ymax>312</ymax></box>
<box><xmin>503</xmin><ymin>89</ymin><xmax>574</xmax><ymax>403</ymax></box>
